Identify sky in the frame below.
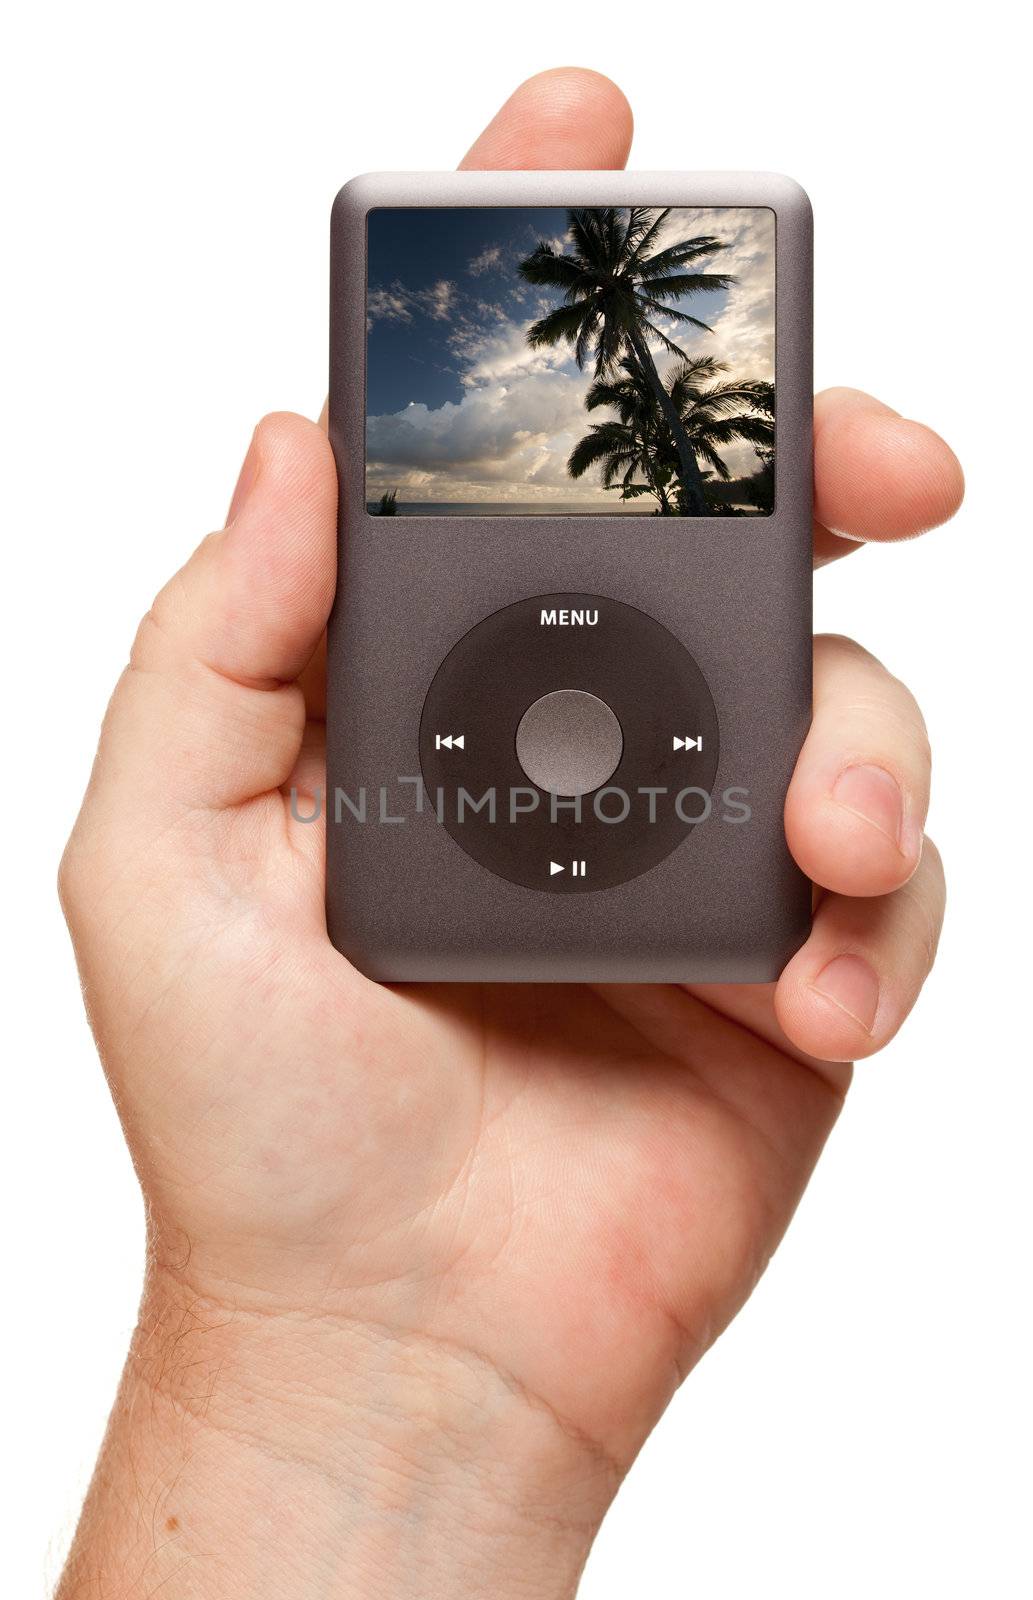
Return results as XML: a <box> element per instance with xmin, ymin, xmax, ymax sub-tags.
<box><xmin>365</xmin><ymin>206</ymin><xmax>775</xmax><ymax>507</ymax></box>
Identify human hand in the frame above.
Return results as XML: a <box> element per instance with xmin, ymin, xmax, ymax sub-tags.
<box><xmin>58</xmin><ymin>68</ymin><xmax>963</xmax><ymax>1600</ymax></box>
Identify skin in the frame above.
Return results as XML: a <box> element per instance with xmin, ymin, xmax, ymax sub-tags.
<box><xmin>57</xmin><ymin>68</ymin><xmax>963</xmax><ymax>1600</ymax></box>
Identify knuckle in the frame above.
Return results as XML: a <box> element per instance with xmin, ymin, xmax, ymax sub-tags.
<box><xmin>129</xmin><ymin>590</ymin><xmax>180</xmax><ymax>676</ymax></box>
<box><xmin>813</xmin><ymin>632</ymin><xmax>882</xmax><ymax>673</ymax></box>
<box><xmin>814</xmin><ymin>639</ymin><xmax>933</xmax><ymax>791</ymax></box>
<box><xmin>57</xmin><ymin>824</ymin><xmax>92</xmax><ymax>927</ymax></box>
<box><xmin>884</xmin><ymin>668</ymin><xmax>931</xmax><ymax>751</ymax></box>
<box><xmin>128</xmin><ymin>606</ymin><xmax>165</xmax><ymax>673</ymax></box>
<box><xmin>128</xmin><ymin>534</ymin><xmax>220</xmax><ymax>675</ymax></box>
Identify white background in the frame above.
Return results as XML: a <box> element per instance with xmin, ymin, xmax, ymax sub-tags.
<box><xmin>3</xmin><ymin>2</ymin><xmax>1029</xmax><ymax>1595</ymax></box>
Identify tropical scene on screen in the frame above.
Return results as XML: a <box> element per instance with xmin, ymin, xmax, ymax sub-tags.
<box><xmin>366</xmin><ymin>206</ymin><xmax>775</xmax><ymax>516</ymax></box>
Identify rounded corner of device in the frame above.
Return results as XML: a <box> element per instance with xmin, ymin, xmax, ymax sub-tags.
<box><xmin>331</xmin><ymin>173</ymin><xmax>381</xmax><ymax>228</ymax></box>
<box><xmin>762</xmin><ymin>173</ymin><xmax>813</xmax><ymax>223</ymax></box>
<box><xmin>326</xmin><ymin>915</ymin><xmax>385</xmax><ymax>983</ymax></box>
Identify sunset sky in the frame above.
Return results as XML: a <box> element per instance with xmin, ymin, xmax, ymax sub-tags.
<box><xmin>366</xmin><ymin>206</ymin><xmax>775</xmax><ymax>508</ymax></box>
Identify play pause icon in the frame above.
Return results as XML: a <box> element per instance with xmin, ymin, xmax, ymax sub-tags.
<box><xmin>550</xmin><ymin>860</ymin><xmax>586</xmax><ymax>877</ymax></box>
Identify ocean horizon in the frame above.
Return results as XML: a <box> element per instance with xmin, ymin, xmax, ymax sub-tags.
<box><xmin>366</xmin><ymin>501</ymin><xmax>664</xmax><ymax>517</ymax></box>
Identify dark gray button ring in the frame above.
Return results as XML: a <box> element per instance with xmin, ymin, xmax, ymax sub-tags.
<box><xmin>515</xmin><ymin>689</ymin><xmax>624</xmax><ymax>797</ymax></box>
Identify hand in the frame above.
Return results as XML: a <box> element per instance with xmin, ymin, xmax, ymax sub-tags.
<box><xmin>58</xmin><ymin>69</ymin><xmax>963</xmax><ymax>1600</ymax></box>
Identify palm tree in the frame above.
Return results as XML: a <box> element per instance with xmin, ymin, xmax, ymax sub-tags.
<box><xmin>567</xmin><ymin>362</ymin><xmax>677</xmax><ymax>513</ymax></box>
<box><xmin>568</xmin><ymin>416</ymin><xmax>675</xmax><ymax>513</ymax></box>
<box><xmin>519</xmin><ymin>208</ymin><xmax>735</xmax><ymax>513</ymax></box>
<box><xmin>375</xmin><ymin>489</ymin><xmax>399</xmax><ymax>516</ymax></box>
<box><xmin>567</xmin><ymin>356</ymin><xmax>774</xmax><ymax>515</ymax></box>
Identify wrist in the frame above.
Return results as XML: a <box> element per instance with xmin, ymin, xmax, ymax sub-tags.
<box><xmin>61</xmin><ymin>1269</ymin><xmax>618</xmax><ymax>1600</ymax></box>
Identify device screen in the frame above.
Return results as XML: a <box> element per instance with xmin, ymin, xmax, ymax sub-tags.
<box><xmin>365</xmin><ymin>206</ymin><xmax>774</xmax><ymax>518</ymax></box>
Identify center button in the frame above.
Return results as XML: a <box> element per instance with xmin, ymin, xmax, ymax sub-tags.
<box><xmin>515</xmin><ymin>689</ymin><xmax>624</xmax><ymax>798</ymax></box>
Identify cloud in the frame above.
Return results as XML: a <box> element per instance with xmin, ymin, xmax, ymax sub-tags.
<box><xmin>467</xmin><ymin>244</ymin><xmax>502</xmax><ymax>276</ymax></box>
<box><xmin>648</xmin><ymin>207</ymin><xmax>776</xmax><ymax>382</ymax></box>
<box><xmin>523</xmin><ymin>223</ymin><xmax>569</xmax><ymax>255</ymax></box>
<box><xmin>370</xmin><ymin>370</ymin><xmax>586</xmax><ymax>465</ymax></box>
<box><xmin>449</xmin><ymin>317</ymin><xmax>574</xmax><ymax>388</ymax></box>
<box><xmin>366</xmin><ymin>285</ymin><xmax>412</xmax><ymax>326</ymax></box>
<box><xmin>367</xmin><ymin>362</ymin><xmax>607</xmax><ymax>503</ymax></box>
<box><xmin>423</xmin><ymin>280</ymin><xmax>456</xmax><ymax>320</ymax></box>
<box><xmin>367</xmin><ymin>277</ymin><xmax>456</xmax><ymax>329</ymax></box>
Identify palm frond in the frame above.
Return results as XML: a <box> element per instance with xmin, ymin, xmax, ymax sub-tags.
<box><xmin>568</xmin><ymin>208</ymin><xmax>612</xmax><ymax>269</ymax></box>
<box><xmin>619</xmin><ymin>207</ymin><xmax>659</xmax><ymax>263</ymax></box>
<box><xmin>594</xmin><ymin>306</ymin><xmax>630</xmax><ymax>375</ymax></box>
<box><xmin>602</xmin><ymin>446</ymin><xmax>640</xmax><ymax>489</ymax></box>
<box><xmin>623</xmin><ymin>208</ymin><xmax>670</xmax><ymax>270</ymax></box>
<box><xmin>517</xmin><ymin>246</ymin><xmax>586</xmax><ymax>290</ymax></box>
<box><xmin>525</xmin><ymin>302</ymin><xmax>589</xmax><ymax>350</ymax></box>
<box><xmin>566</xmin><ymin>421</ymin><xmax>637</xmax><ymax>479</ymax></box>
<box><xmin>639</xmin><ymin>272</ymin><xmax>735</xmax><ymax>304</ymax></box>
<box><xmin>636</xmin><ymin>295</ymin><xmax>715</xmax><ymax>333</ymax></box>
<box><xmin>691</xmin><ymin>380</ymin><xmax>774</xmax><ymax>417</ymax></box>
<box><xmin>639</xmin><ymin>319</ymin><xmax>695</xmax><ymax>362</ymax></box>
<box><xmin>725</xmin><ymin>380</ymin><xmax>775</xmax><ymax>415</ymax></box>
<box><xmin>698</xmin><ymin>415</ymin><xmax>776</xmax><ymax>448</ymax></box>
<box><xmin>668</xmin><ymin>361</ymin><xmax>720</xmax><ymax>412</ymax></box>
<box><xmin>669</xmin><ymin>355</ymin><xmax>726</xmax><ymax>391</ymax></box>
<box><xmin>693</xmin><ymin>441</ymin><xmax>732</xmax><ymax>479</ymax></box>
<box><xmin>584</xmin><ymin>378</ymin><xmax>629</xmax><ymax>413</ymax></box>
<box><xmin>602</xmin><ymin>207</ymin><xmax>622</xmax><ymax>270</ymax></box>
<box><xmin>636</xmin><ymin>237</ymin><xmax>726</xmax><ymax>277</ymax></box>
<box><xmin>574</xmin><ymin>305</ymin><xmax>602</xmax><ymax>370</ymax></box>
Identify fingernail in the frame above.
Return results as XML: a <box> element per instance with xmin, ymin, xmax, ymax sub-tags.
<box><xmin>228</xmin><ymin>431</ymin><xmax>260</xmax><ymax>525</ymax></box>
<box><xmin>812</xmin><ymin>954</ymin><xmax>880</xmax><ymax>1035</ymax></box>
<box><xmin>832</xmin><ymin>764</ymin><xmax>910</xmax><ymax>853</ymax></box>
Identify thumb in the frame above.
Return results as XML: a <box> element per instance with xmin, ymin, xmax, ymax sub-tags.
<box><xmin>83</xmin><ymin>412</ymin><xmax>336</xmax><ymax>821</ymax></box>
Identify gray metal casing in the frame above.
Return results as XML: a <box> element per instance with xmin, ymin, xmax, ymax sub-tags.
<box><xmin>327</xmin><ymin>172</ymin><xmax>812</xmax><ymax>982</ymax></box>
